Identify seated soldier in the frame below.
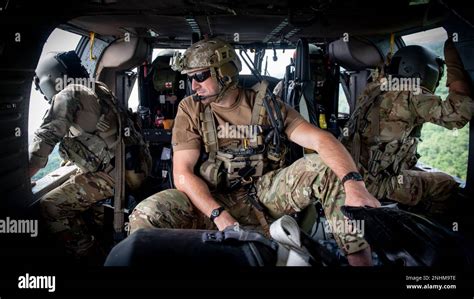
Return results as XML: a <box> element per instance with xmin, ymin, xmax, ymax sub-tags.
<box><xmin>341</xmin><ymin>38</ymin><xmax>473</xmax><ymax>217</ymax></box>
<box><xmin>30</xmin><ymin>51</ymin><xmax>151</xmax><ymax>260</ymax></box>
<box><xmin>128</xmin><ymin>38</ymin><xmax>381</xmax><ymax>266</ymax></box>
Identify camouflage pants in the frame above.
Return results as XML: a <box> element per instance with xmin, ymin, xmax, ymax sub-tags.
<box><xmin>40</xmin><ymin>171</ymin><xmax>114</xmax><ymax>257</ymax></box>
<box><xmin>367</xmin><ymin>169</ymin><xmax>459</xmax><ymax>215</ymax></box>
<box><xmin>129</xmin><ymin>154</ymin><xmax>368</xmax><ymax>255</ymax></box>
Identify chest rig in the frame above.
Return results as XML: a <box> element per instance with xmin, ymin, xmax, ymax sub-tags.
<box><xmin>58</xmin><ymin>82</ymin><xmax>150</xmax><ymax>175</ymax></box>
<box><xmin>198</xmin><ymin>81</ymin><xmax>287</xmax><ymax>192</ymax></box>
<box><xmin>57</xmin><ymin>82</ymin><xmax>117</xmax><ymax>173</ymax></box>
<box><xmin>342</xmin><ymin>81</ymin><xmax>423</xmax><ymax>183</ymax></box>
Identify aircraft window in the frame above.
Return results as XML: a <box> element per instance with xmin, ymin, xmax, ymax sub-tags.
<box><xmin>237</xmin><ymin>49</ymin><xmax>295</xmax><ymax>79</ymax></box>
<box><xmin>29</xmin><ymin>29</ymin><xmax>82</xmax><ymax>181</ymax></box>
<box><xmin>338</xmin><ymin>82</ymin><xmax>350</xmax><ymax>115</ymax></box>
<box><xmin>128</xmin><ymin>67</ymin><xmax>139</xmax><ymax>112</ymax></box>
<box><xmin>402</xmin><ymin>27</ymin><xmax>468</xmax><ymax>181</ymax></box>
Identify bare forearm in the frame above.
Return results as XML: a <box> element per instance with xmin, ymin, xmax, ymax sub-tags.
<box><xmin>289</xmin><ymin>122</ymin><xmax>360</xmax><ymax>179</ymax></box>
<box><xmin>174</xmin><ymin>171</ymin><xmax>221</xmax><ymax>217</ymax></box>
<box><xmin>312</xmin><ymin>130</ymin><xmax>359</xmax><ymax>180</ymax></box>
<box><xmin>290</xmin><ymin>122</ymin><xmax>380</xmax><ymax>208</ymax></box>
<box><xmin>172</xmin><ymin>148</ymin><xmax>238</xmax><ymax>229</ymax></box>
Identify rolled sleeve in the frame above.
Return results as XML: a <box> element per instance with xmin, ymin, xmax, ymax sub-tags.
<box><xmin>171</xmin><ymin>103</ymin><xmax>202</xmax><ymax>152</ymax></box>
<box><xmin>281</xmin><ymin>101</ymin><xmax>306</xmax><ymax>136</ymax></box>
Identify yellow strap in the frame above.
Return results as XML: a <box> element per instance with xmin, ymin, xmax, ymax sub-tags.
<box><xmin>387</xmin><ymin>33</ymin><xmax>395</xmax><ymax>65</ymax></box>
<box><xmin>89</xmin><ymin>32</ymin><xmax>97</xmax><ymax>61</ymax></box>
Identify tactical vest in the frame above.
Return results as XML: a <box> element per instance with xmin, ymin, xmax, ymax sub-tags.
<box><xmin>198</xmin><ymin>81</ymin><xmax>287</xmax><ymax>190</ymax></box>
<box><xmin>58</xmin><ymin>82</ymin><xmax>151</xmax><ymax>177</ymax></box>
<box><xmin>341</xmin><ymin>81</ymin><xmax>422</xmax><ymax>182</ymax></box>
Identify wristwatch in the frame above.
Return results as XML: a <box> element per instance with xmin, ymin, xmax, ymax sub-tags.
<box><xmin>209</xmin><ymin>206</ymin><xmax>226</xmax><ymax>222</ymax></box>
<box><xmin>341</xmin><ymin>172</ymin><xmax>364</xmax><ymax>185</ymax></box>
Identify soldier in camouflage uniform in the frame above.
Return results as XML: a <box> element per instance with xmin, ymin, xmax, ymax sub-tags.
<box><xmin>128</xmin><ymin>38</ymin><xmax>381</xmax><ymax>266</ymax></box>
<box><xmin>341</xmin><ymin>39</ymin><xmax>473</xmax><ymax>217</ymax></box>
<box><xmin>30</xmin><ymin>51</ymin><xmax>151</xmax><ymax>259</ymax></box>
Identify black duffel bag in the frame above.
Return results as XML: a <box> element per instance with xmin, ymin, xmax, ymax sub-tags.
<box><xmin>341</xmin><ymin>205</ymin><xmax>474</xmax><ymax>268</ymax></box>
<box><xmin>104</xmin><ymin>227</ymin><xmax>278</xmax><ymax>267</ymax></box>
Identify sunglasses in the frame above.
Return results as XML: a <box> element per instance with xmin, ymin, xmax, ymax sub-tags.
<box><xmin>188</xmin><ymin>70</ymin><xmax>212</xmax><ymax>83</ymax></box>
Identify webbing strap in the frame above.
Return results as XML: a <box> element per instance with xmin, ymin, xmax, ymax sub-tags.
<box><xmin>387</xmin><ymin>33</ymin><xmax>395</xmax><ymax>65</ymax></box>
<box><xmin>371</xmin><ymin>99</ymin><xmax>381</xmax><ymax>142</ymax></box>
<box><xmin>352</xmin><ymin>132</ymin><xmax>361</xmax><ymax>166</ymax></box>
<box><xmin>94</xmin><ymin>82</ymin><xmax>126</xmax><ymax>239</ymax></box>
<box><xmin>269</xmin><ymin>215</ymin><xmax>313</xmax><ymax>266</ymax></box>
<box><xmin>350</xmin><ymin>84</ymin><xmax>384</xmax><ymax>165</ymax></box>
<box><xmin>202</xmin><ymin>228</ymin><xmax>277</xmax><ymax>251</ymax></box>
<box><xmin>369</xmin><ymin>94</ymin><xmax>382</xmax><ymax>145</ymax></box>
<box><xmin>113</xmin><ymin>138</ymin><xmax>125</xmax><ymax>240</ymax></box>
<box><xmin>200</xmin><ymin>105</ymin><xmax>219</xmax><ymax>153</ymax></box>
<box><xmin>249</xmin><ymin>82</ymin><xmax>269</xmax><ymax>147</ymax></box>
<box><xmin>250</xmin><ymin>80</ymin><xmax>269</xmax><ymax>126</ymax></box>
<box><xmin>89</xmin><ymin>32</ymin><xmax>97</xmax><ymax>61</ymax></box>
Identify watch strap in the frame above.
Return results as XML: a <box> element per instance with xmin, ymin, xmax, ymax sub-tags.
<box><xmin>341</xmin><ymin>172</ymin><xmax>363</xmax><ymax>185</ymax></box>
<box><xmin>210</xmin><ymin>206</ymin><xmax>225</xmax><ymax>222</ymax></box>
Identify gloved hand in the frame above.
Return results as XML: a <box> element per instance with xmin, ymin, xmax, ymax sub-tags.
<box><xmin>444</xmin><ymin>38</ymin><xmax>469</xmax><ymax>87</ymax></box>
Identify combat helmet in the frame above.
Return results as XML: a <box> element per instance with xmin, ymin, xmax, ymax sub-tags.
<box><xmin>171</xmin><ymin>38</ymin><xmax>242</xmax><ymax>103</ymax></box>
<box><xmin>386</xmin><ymin>45</ymin><xmax>444</xmax><ymax>93</ymax></box>
<box><xmin>34</xmin><ymin>51</ymin><xmax>90</xmax><ymax>102</ymax></box>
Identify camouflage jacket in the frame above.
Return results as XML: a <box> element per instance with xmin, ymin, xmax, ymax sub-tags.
<box><xmin>29</xmin><ymin>82</ymin><xmax>151</xmax><ymax>177</ymax></box>
<box><xmin>341</xmin><ymin>81</ymin><xmax>473</xmax><ymax>180</ymax></box>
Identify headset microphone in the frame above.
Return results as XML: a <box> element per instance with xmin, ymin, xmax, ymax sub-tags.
<box><xmin>192</xmin><ymin>92</ymin><xmax>219</xmax><ymax>101</ymax></box>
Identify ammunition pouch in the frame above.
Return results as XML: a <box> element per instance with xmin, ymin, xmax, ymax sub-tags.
<box><xmin>217</xmin><ymin>151</ymin><xmax>264</xmax><ymax>188</ymax></box>
<box><xmin>59</xmin><ymin>134</ymin><xmax>113</xmax><ymax>173</ymax></box>
<box><xmin>267</xmin><ymin>143</ymin><xmax>287</xmax><ymax>168</ymax></box>
<box><xmin>367</xmin><ymin>137</ymin><xmax>419</xmax><ymax>177</ymax></box>
<box><xmin>199</xmin><ymin>149</ymin><xmax>265</xmax><ymax>190</ymax></box>
<box><xmin>395</xmin><ymin>137</ymin><xmax>419</xmax><ymax>171</ymax></box>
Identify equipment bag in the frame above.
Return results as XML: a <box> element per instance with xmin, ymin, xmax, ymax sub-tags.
<box><xmin>105</xmin><ymin>227</ymin><xmax>278</xmax><ymax>267</ymax></box>
<box><xmin>341</xmin><ymin>205</ymin><xmax>474</xmax><ymax>268</ymax></box>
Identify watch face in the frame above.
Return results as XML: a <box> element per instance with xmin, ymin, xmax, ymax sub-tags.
<box><xmin>211</xmin><ymin>210</ymin><xmax>219</xmax><ymax>217</ymax></box>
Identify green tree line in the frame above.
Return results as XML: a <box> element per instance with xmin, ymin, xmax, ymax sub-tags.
<box><xmin>32</xmin><ymin>146</ymin><xmax>62</xmax><ymax>181</ymax></box>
